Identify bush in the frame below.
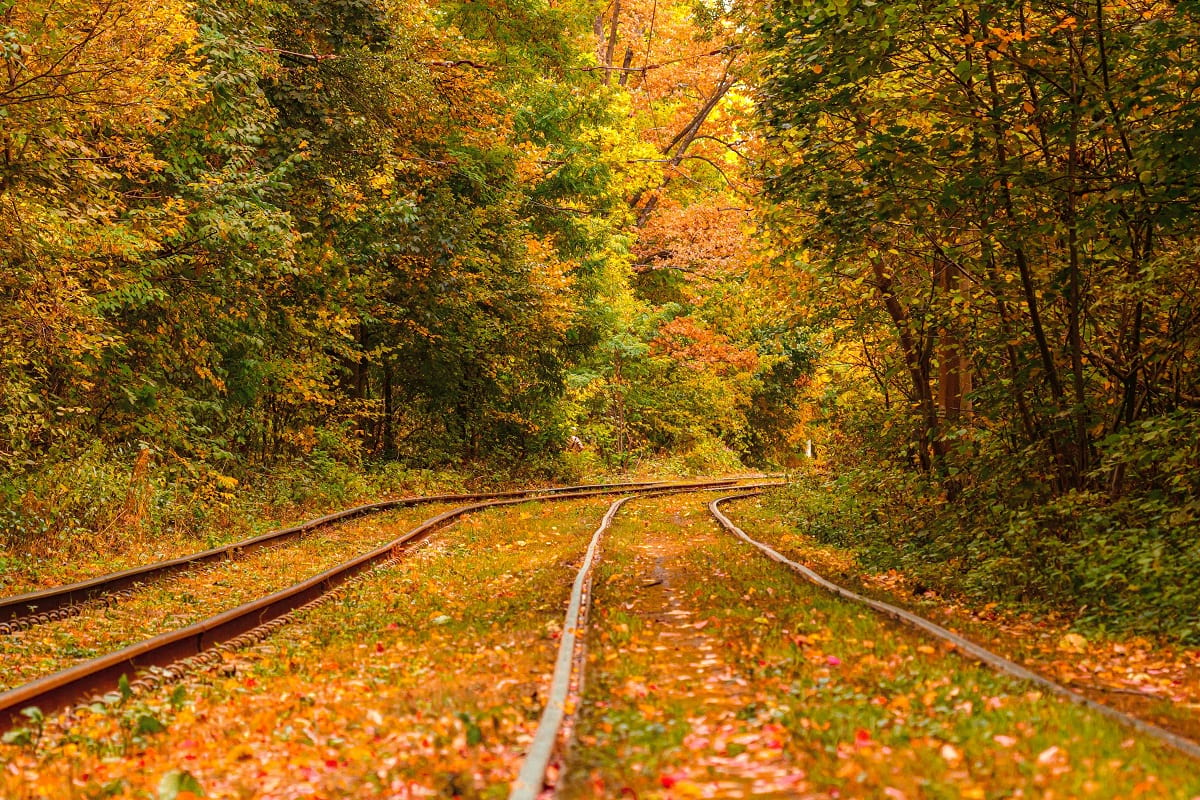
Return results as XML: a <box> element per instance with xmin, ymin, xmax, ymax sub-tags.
<box><xmin>773</xmin><ymin>412</ymin><xmax>1200</xmax><ymax>643</ymax></box>
<box><xmin>661</xmin><ymin>436</ymin><xmax>745</xmax><ymax>477</ymax></box>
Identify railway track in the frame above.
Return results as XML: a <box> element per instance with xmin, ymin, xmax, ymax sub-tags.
<box><xmin>509</xmin><ymin>487</ymin><xmax>780</xmax><ymax>799</ymax></box>
<box><xmin>508</xmin><ymin>488</ymin><xmax>1200</xmax><ymax>798</ymax></box>
<box><xmin>0</xmin><ymin>477</ymin><xmax>743</xmax><ymax>633</ymax></box>
<box><xmin>0</xmin><ymin>502</ymin><xmax>464</xmax><ymax>692</ymax></box>
<box><xmin>0</xmin><ymin>477</ymin><xmax>770</xmax><ymax>729</ymax></box>
<box><xmin>5</xmin><ymin>484</ymin><xmax>1200</xmax><ymax>798</ymax></box>
<box><xmin>706</xmin><ymin>492</ymin><xmax>1200</xmax><ymax>762</ymax></box>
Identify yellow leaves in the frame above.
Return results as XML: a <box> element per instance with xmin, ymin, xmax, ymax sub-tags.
<box><xmin>513</xmin><ymin>140</ymin><xmax>551</xmax><ymax>184</ymax></box>
<box><xmin>213</xmin><ymin>474</ymin><xmax>239</xmax><ymax>491</ymax></box>
<box><xmin>1057</xmin><ymin>632</ymin><xmax>1088</xmax><ymax>653</ymax></box>
<box><xmin>669</xmin><ymin>779</ymin><xmax>706</xmax><ymax>797</ymax></box>
<box><xmin>367</xmin><ymin>172</ymin><xmax>394</xmax><ymax>197</ymax></box>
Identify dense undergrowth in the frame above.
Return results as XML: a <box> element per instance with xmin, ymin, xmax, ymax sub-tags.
<box><xmin>773</xmin><ymin>417</ymin><xmax>1200</xmax><ymax>644</ymax></box>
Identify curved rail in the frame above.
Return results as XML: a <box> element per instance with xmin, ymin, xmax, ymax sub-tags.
<box><xmin>708</xmin><ymin>493</ymin><xmax>1200</xmax><ymax>762</ymax></box>
<box><xmin>0</xmin><ymin>477</ymin><xmax>765</xmax><ymax>628</ymax></box>
<box><xmin>0</xmin><ymin>478</ymin><xmax>762</xmax><ymax>729</ymax></box>
<box><xmin>509</xmin><ymin>483</ymin><xmax>784</xmax><ymax>799</ymax></box>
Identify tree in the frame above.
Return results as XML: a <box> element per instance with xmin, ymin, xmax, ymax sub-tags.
<box><xmin>759</xmin><ymin>0</ymin><xmax>1200</xmax><ymax>493</ymax></box>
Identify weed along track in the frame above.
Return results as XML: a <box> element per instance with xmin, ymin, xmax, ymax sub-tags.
<box><xmin>0</xmin><ymin>478</ymin><xmax>757</xmax><ymax>730</ymax></box>
<box><xmin>0</xmin><ymin>504</ymin><xmax>459</xmax><ymax>692</ymax></box>
<box><xmin>0</xmin><ymin>480</ymin><xmax>774</xmax><ymax>799</ymax></box>
<box><xmin>708</xmin><ymin>493</ymin><xmax>1200</xmax><ymax>764</ymax></box>
<box><xmin>510</xmin><ymin>485</ymin><xmax>782</xmax><ymax>799</ymax></box>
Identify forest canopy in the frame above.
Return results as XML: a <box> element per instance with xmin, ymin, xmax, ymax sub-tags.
<box><xmin>757</xmin><ymin>0</ymin><xmax>1200</xmax><ymax>638</ymax></box>
<box><xmin>0</xmin><ymin>0</ymin><xmax>803</xmax><ymax>537</ymax></box>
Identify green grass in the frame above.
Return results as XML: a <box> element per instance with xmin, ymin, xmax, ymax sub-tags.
<box><xmin>564</xmin><ymin>493</ymin><xmax>1200</xmax><ymax>798</ymax></box>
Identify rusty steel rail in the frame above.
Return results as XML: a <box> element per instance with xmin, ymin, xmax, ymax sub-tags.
<box><xmin>0</xmin><ymin>477</ymin><xmax>766</xmax><ymax>628</ymax></box>
<box><xmin>0</xmin><ymin>477</ymin><xmax>765</xmax><ymax>728</ymax></box>
<box><xmin>511</xmin><ymin>483</ymin><xmax>784</xmax><ymax>799</ymax></box>
<box><xmin>709</xmin><ymin>492</ymin><xmax>1200</xmax><ymax>763</ymax></box>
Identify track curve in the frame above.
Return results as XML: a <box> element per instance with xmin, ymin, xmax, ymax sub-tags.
<box><xmin>0</xmin><ymin>478</ymin><xmax>761</xmax><ymax>630</ymax></box>
<box><xmin>708</xmin><ymin>492</ymin><xmax>1200</xmax><ymax>763</ymax></box>
<box><xmin>510</xmin><ymin>484</ymin><xmax>782</xmax><ymax>799</ymax></box>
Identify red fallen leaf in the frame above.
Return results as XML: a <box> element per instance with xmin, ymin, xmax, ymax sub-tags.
<box><xmin>386</xmin><ymin>622</ymin><xmax>400</xmax><ymax>630</ymax></box>
<box><xmin>660</xmin><ymin>772</ymin><xmax>685</xmax><ymax>788</ymax></box>
<box><xmin>854</xmin><ymin>729</ymin><xmax>872</xmax><ymax>748</ymax></box>
<box><xmin>325</xmin><ymin>759</ymin><xmax>339</xmax><ymax>768</ymax></box>
<box><xmin>376</xmin><ymin>642</ymin><xmax>385</xmax><ymax>653</ymax></box>
<box><xmin>827</xmin><ymin>655</ymin><xmax>842</xmax><ymax>666</ymax></box>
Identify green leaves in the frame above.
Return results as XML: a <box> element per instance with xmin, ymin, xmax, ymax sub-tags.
<box><xmin>1</xmin><ymin>707</ymin><xmax>44</xmax><ymax>748</ymax></box>
<box><xmin>156</xmin><ymin>769</ymin><xmax>205</xmax><ymax>800</ymax></box>
<box><xmin>136</xmin><ymin>714</ymin><xmax>168</xmax><ymax>736</ymax></box>
<box><xmin>456</xmin><ymin>712</ymin><xmax>484</xmax><ymax>746</ymax></box>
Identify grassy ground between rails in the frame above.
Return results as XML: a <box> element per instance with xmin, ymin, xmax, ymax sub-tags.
<box><xmin>0</xmin><ymin>504</ymin><xmax>457</xmax><ymax>692</ymax></box>
<box><xmin>725</xmin><ymin>493</ymin><xmax>1200</xmax><ymax>744</ymax></box>
<box><xmin>561</xmin><ymin>493</ymin><xmax>1200</xmax><ymax>799</ymax></box>
<box><xmin>0</xmin><ymin>496</ymin><xmax>617</xmax><ymax>800</ymax></box>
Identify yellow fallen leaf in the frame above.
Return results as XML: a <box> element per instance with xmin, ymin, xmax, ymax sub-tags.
<box><xmin>1058</xmin><ymin>632</ymin><xmax>1088</xmax><ymax>653</ymax></box>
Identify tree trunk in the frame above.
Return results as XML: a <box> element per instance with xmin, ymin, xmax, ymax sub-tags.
<box><xmin>602</xmin><ymin>0</ymin><xmax>621</xmax><ymax>85</ymax></box>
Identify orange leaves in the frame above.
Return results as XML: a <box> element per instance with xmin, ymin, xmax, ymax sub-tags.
<box><xmin>0</xmin><ymin>499</ymin><xmax>619</xmax><ymax>799</ymax></box>
<box><xmin>650</xmin><ymin>316</ymin><xmax>759</xmax><ymax>375</ymax></box>
<box><xmin>635</xmin><ymin>200</ymin><xmax>755</xmax><ymax>282</ymax></box>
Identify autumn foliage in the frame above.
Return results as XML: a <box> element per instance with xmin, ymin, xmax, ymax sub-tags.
<box><xmin>757</xmin><ymin>0</ymin><xmax>1200</xmax><ymax>638</ymax></box>
<box><xmin>0</xmin><ymin>0</ymin><xmax>801</xmax><ymax>542</ymax></box>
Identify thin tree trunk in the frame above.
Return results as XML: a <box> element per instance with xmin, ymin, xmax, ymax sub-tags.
<box><xmin>602</xmin><ymin>0</ymin><xmax>621</xmax><ymax>85</ymax></box>
<box><xmin>617</xmin><ymin>45</ymin><xmax>635</xmax><ymax>86</ymax></box>
<box><xmin>633</xmin><ymin>74</ymin><xmax>737</xmax><ymax>225</ymax></box>
<box><xmin>872</xmin><ymin>258</ymin><xmax>939</xmax><ymax>473</ymax></box>
<box><xmin>381</xmin><ymin>359</ymin><xmax>394</xmax><ymax>459</ymax></box>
